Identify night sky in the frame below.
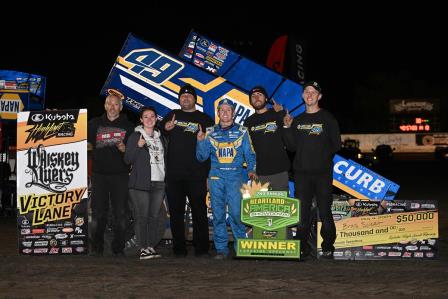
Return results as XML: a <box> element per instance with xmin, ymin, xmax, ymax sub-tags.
<box><xmin>1</xmin><ymin>4</ymin><xmax>447</xmax><ymax>133</ymax></box>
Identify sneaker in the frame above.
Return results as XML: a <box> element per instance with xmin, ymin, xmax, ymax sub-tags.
<box><xmin>320</xmin><ymin>250</ymin><xmax>334</xmax><ymax>260</ymax></box>
<box><xmin>214</xmin><ymin>253</ymin><xmax>228</xmax><ymax>260</ymax></box>
<box><xmin>139</xmin><ymin>248</ymin><xmax>152</xmax><ymax>260</ymax></box>
<box><xmin>147</xmin><ymin>247</ymin><xmax>162</xmax><ymax>258</ymax></box>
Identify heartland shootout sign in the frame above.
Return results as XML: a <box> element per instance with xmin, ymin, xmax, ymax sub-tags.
<box><xmin>237</xmin><ymin>188</ymin><xmax>300</xmax><ymax>259</ymax></box>
<box><xmin>17</xmin><ymin>109</ymin><xmax>88</xmax><ymax>255</ymax></box>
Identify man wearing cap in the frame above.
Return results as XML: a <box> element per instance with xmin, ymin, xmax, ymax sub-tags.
<box><xmin>196</xmin><ymin>98</ymin><xmax>256</xmax><ymax>259</ymax></box>
<box><xmin>283</xmin><ymin>81</ymin><xmax>341</xmax><ymax>259</ymax></box>
<box><xmin>88</xmin><ymin>92</ymin><xmax>134</xmax><ymax>256</ymax></box>
<box><xmin>244</xmin><ymin>86</ymin><xmax>290</xmax><ymax>192</ymax></box>
<box><xmin>160</xmin><ymin>83</ymin><xmax>213</xmax><ymax>257</ymax></box>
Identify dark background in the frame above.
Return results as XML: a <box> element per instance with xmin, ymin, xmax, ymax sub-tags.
<box><xmin>1</xmin><ymin>4</ymin><xmax>447</xmax><ymax>133</ymax></box>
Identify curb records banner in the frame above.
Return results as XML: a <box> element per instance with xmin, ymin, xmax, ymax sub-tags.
<box><xmin>317</xmin><ymin>200</ymin><xmax>438</xmax><ymax>260</ymax></box>
<box><xmin>16</xmin><ymin>109</ymin><xmax>88</xmax><ymax>255</ymax></box>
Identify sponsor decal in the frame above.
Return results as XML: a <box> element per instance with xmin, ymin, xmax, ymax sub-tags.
<box><xmin>49</xmin><ymin>239</ymin><xmax>58</xmax><ymax>247</ymax></box>
<box><xmin>49</xmin><ymin>247</ymin><xmax>59</xmax><ymax>254</ymax></box>
<box><xmin>402</xmin><ymin>252</ymin><xmax>412</xmax><ymax>258</ymax></box>
<box><xmin>62</xmin><ymin>247</ymin><xmax>72</xmax><ymax>254</ymax></box>
<box><xmin>75</xmin><ymin>217</ymin><xmax>84</xmax><ymax>226</ymax></box>
<box><xmin>70</xmin><ymin>240</ymin><xmax>84</xmax><ymax>245</ymax></box>
<box><xmin>426</xmin><ymin>252</ymin><xmax>435</xmax><ymax>258</ymax></box>
<box><xmin>34</xmin><ymin>241</ymin><xmax>49</xmax><ymax>247</ymax></box>
<box><xmin>388</xmin><ymin>252</ymin><xmax>401</xmax><ymax>257</ymax></box>
<box><xmin>22</xmin><ymin>249</ymin><xmax>33</xmax><ymax>254</ymax></box>
<box><xmin>33</xmin><ymin>248</ymin><xmax>48</xmax><ymax>254</ymax></box>
<box><xmin>46</xmin><ymin>228</ymin><xmax>60</xmax><ymax>233</ymax></box>
<box><xmin>377</xmin><ymin>252</ymin><xmax>387</xmax><ymax>257</ymax></box>
<box><xmin>419</xmin><ymin>246</ymin><xmax>431</xmax><ymax>251</ymax></box>
<box><xmin>22</xmin><ymin>145</ymin><xmax>80</xmax><ymax>193</ymax></box>
<box><xmin>333</xmin><ymin>155</ymin><xmax>400</xmax><ymax>200</ymax></box>
<box><xmin>125</xmin><ymin>97</ymin><xmax>145</xmax><ymax>111</ymax></box>
<box><xmin>75</xmin><ymin>247</ymin><xmax>85</xmax><ymax>253</ymax></box>
<box><xmin>31</xmin><ymin>229</ymin><xmax>45</xmax><ymax>234</ymax></box>
<box><xmin>55</xmin><ymin>234</ymin><xmax>68</xmax><ymax>240</ymax></box>
<box><xmin>22</xmin><ymin>241</ymin><xmax>33</xmax><ymax>247</ymax></box>
<box><xmin>21</xmin><ymin>229</ymin><xmax>31</xmax><ymax>235</ymax></box>
<box><xmin>62</xmin><ymin>227</ymin><xmax>74</xmax><ymax>233</ymax></box>
<box><xmin>414</xmin><ymin>252</ymin><xmax>424</xmax><ymax>258</ymax></box>
<box><xmin>421</xmin><ymin>204</ymin><xmax>436</xmax><ymax>209</ymax></box>
<box><xmin>75</xmin><ymin>227</ymin><xmax>83</xmax><ymax>234</ymax></box>
<box><xmin>405</xmin><ymin>245</ymin><xmax>418</xmax><ymax>251</ymax></box>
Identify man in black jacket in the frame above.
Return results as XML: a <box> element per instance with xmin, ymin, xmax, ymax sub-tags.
<box><xmin>283</xmin><ymin>81</ymin><xmax>341</xmax><ymax>259</ymax></box>
<box><xmin>244</xmin><ymin>86</ymin><xmax>290</xmax><ymax>192</ymax></box>
<box><xmin>160</xmin><ymin>84</ymin><xmax>213</xmax><ymax>257</ymax></box>
<box><xmin>88</xmin><ymin>91</ymin><xmax>133</xmax><ymax>256</ymax></box>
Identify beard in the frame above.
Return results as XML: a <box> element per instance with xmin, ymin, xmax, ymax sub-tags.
<box><xmin>252</xmin><ymin>100</ymin><xmax>267</xmax><ymax>110</ymax></box>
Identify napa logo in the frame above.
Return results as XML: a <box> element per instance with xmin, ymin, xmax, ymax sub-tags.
<box><xmin>214</xmin><ymin>89</ymin><xmax>254</xmax><ymax>125</ymax></box>
<box><xmin>217</xmin><ymin>143</ymin><xmax>236</xmax><ymax>163</ymax></box>
<box><xmin>0</xmin><ymin>92</ymin><xmax>25</xmax><ymax>120</ymax></box>
<box><xmin>118</xmin><ymin>48</ymin><xmax>184</xmax><ymax>85</ymax></box>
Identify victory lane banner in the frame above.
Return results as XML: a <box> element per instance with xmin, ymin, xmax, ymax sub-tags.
<box><xmin>237</xmin><ymin>184</ymin><xmax>301</xmax><ymax>259</ymax></box>
<box><xmin>317</xmin><ymin>199</ymin><xmax>438</xmax><ymax>260</ymax></box>
<box><xmin>17</xmin><ymin>109</ymin><xmax>88</xmax><ymax>255</ymax></box>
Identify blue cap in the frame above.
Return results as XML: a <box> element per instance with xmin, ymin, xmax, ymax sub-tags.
<box><xmin>217</xmin><ymin>98</ymin><xmax>235</xmax><ymax>110</ymax></box>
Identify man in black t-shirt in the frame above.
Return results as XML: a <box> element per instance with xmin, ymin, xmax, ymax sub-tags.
<box><xmin>160</xmin><ymin>84</ymin><xmax>213</xmax><ymax>257</ymax></box>
<box><xmin>283</xmin><ymin>81</ymin><xmax>341</xmax><ymax>259</ymax></box>
<box><xmin>244</xmin><ymin>86</ymin><xmax>290</xmax><ymax>192</ymax></box>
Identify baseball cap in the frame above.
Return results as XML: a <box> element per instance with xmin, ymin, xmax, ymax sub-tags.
<box><xmin>249</xmin><ymin>86</ymin><xmax>269</xmax><ymax>99</ymax></box>
<box><xmin>303</xmin><ymin>81</ymin><xmax>322</xmax><ymax>93</ymax></box>
<box><xmin>178</xmin><ymin>84</ymin><xmax>197</xmax><ymax>101</ymax></box>
<box><xmin>217</xmin><ymin>98</ymin><xmax>235</xmax><ymax>110</ymax></box>
<box><xmin>107</xmin><ymin>88</ymin><xmax>125</xmax><ymax>100</ymax></box>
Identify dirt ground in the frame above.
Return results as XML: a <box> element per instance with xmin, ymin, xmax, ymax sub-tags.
<box><xmin>1</xmin><ymin>159</ymin><xmax>448</xmax><ymax>298</ymax></box>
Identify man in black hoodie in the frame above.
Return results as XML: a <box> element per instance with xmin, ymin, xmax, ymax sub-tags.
<box><xmin>283</xmin><ymin>81</ymin><xmax>341</xmax><ymax>259</ymax></box>
<box><xmin>88</xmin><ymin>91</ymin><xmax>133</xmax><ymax>256</ymax></box>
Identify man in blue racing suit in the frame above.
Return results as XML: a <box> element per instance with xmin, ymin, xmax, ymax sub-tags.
<box><xmin>196</xmin><ymin>98</ymin><xmax>256</xmax><ymax>259</ymax></box>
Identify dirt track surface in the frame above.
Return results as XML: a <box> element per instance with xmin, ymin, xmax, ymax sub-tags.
<box><xmin>1</xmin><ymin>159</ymin><xmax>448</xmax><ymax>298</ymax></box>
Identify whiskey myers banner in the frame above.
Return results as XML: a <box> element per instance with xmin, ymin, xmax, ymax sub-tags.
<box><xmin>16</xmin><ymin>109</ymin><xmax>88</xmax><ymax>255</ymax></box>
<box><xmin>237</xmin><ymin>183</ymin><xmax>301</xmax><ymax>259</ymax></box>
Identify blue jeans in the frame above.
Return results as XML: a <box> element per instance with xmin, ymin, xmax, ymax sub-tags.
<box><xmin>129</xmin><ymin>182</ymin><xmax>165</xmax><ymax>248</ymax></box>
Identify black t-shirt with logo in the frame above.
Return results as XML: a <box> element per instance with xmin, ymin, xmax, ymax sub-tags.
<box><xmin>160</xmin><ymin>109</ymin><xmax>213</xmax><ymax>180</ymax></box>
<box><xmin>244</xmin><ymin>109</ymin><xmax>290</xmax><ymax>175</ymax></box>
<box><xmin>284</xmin><ymin>109</ymin><xmax>341</xmax><ymax>173</ymax></box>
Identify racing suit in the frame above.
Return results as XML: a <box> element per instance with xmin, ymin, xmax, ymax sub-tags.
<box><xmin>196</xmin><ymin>123</ymin><xmax>256</xmax><ymax>256</ymax></box>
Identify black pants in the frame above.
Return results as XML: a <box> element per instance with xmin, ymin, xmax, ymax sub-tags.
<box><xmin>91</xmin><ymin>172</ymin><xmax>128</xmax><ymax>254</ymax></box>
<box><xmin>294</xmin><ymin>170</ymin><xmax>336</xmax><ymax>252</ymax></box>
<box><xmin>166</xmin><ymin>178</ymin><xmax>209</xmax><ymax>254</ymax></box>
